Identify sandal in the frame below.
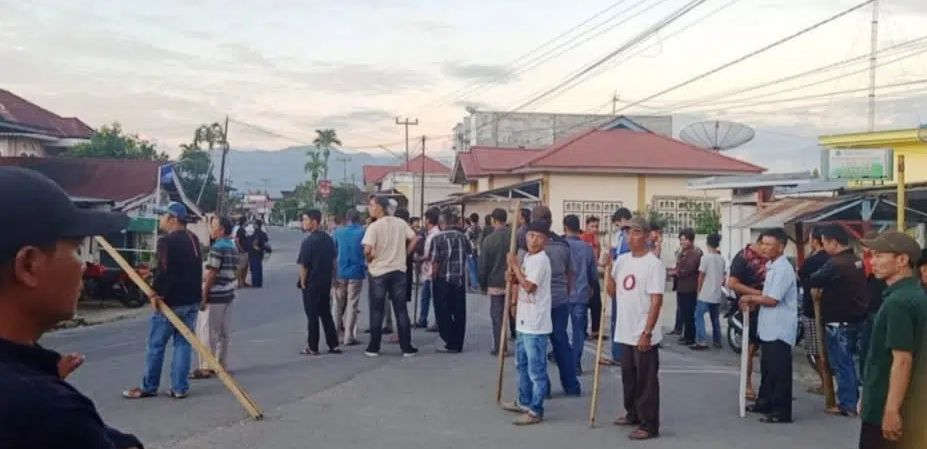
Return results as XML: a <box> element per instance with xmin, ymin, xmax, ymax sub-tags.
<box><xmin>167</xmin><ymin>390</ymin><xmax>188</xmax><ymax>399</ymax></box>
<box><xmin>122</xmin><ymin>387</ymin><xmax>156</xmax><ymax>399</ymax></box>
<box><xmin>189</xmin><ymin>369</ymin><xmax>214</xmax><ymax>380</ymax></box>
<box><xmin>598</xmin><ymin>358</ymin><xmax>619</xmax><ymax>366</ymax></box>
<box><xmin>299</xmin><ymin>348</ymin><xmax>320</xmax><ymax>356</ymax></box>
<box><xmin>758</xmin><ymin>415</ymin><xmax>791</xmax><ymax>424</ymax></box>
<box><xmin>628</xmin><ymin>428</ymin><xmax>657</xmax><ymax>440</ymax></box>
<box><xmin>825</xmin><ymin>407</ymin><xmax>857</xmax><ymax>417</ymax></box>
<box><xmin>745</xmin><ymin>404</ymin><xmax>769</xmax><ymax>414</ymax></box>
<box><xmin>613</xmin><ymin>416</ymin><xmax>639</xmax><ymax>426</ymax></box>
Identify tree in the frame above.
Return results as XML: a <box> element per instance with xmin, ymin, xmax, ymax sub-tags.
<box><xmin>195</xmin><ymin>123</ymin><xmax>227</xmax><ymax>151</ymax></box>
<box><xmin>66</xmin><ymin>122</ymin><xmax>168</xmax><ymax>161</ymax></box>
<box><xmin>325</xmin><ymin>184</ymin><xmax>359</xmax><ymax>218</ymax></box>
<box><xmin>312</xmin><ymin>129</ymin><xmax>341</xmax><ymax>180</ymax></box>
<box><xmin>693</xmin><ymin>207</ymin><xmax>722</xmax><ymax>235</ymax></box>
<box><xmin>175</xmin><ymin>144</ymin><xmax>218</xmax><ymax>213</ymax></box>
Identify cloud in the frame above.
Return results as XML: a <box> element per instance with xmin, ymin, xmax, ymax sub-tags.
<box><xmin>441</xmin><ymin>62</ymin><xmax>516</xmax><ymax>83</ymax></box>
<box><xmin>219</xmin><ymin>43</ymin><xmax>275</xmax><ymax>69</ymax></box>
<box><xmin>282</xmin><ymin>63</ymin><xmax>427</xmax><ymax>93</ymax></box>
<box><xmin>315</xmin><ymin>109</ymin><xmax>394</xmax><ymax>128</ymax></box>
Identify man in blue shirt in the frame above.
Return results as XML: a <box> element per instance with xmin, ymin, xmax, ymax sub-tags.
<box><xmin>742</xmin><ymin>228</ymin><xmax>799</xmax><ymax>424</ymax></box>
<box><xmin>564</xmin><ymin>215</ymin><xmax>599</xmax><ymax>374</ymax></box>
<box><xmin>603</xmin><ymin>207</ymin><xmax>632</xmax><ymax>366</ymax></box>
<box><xmin>332</xmin><ymin>210</ymin><xmax>366</xmax><ymax>346</ymax></box>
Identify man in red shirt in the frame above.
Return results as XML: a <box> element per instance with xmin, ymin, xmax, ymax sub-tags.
<box><xmin>581</xmin><ymin>216</ymin><xmax>603</xmax><ymax>339</ymax></box>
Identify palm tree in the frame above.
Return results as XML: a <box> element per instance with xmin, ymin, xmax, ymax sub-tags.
<box><xmin>195</xmin><ymin>123</ymin><xmax>226</xmax><ymax>151</ymax></box>
<box><xmin>304</xmin><ymin>151</ymin><xmax>326</xmax><ymax>205</ymax></box>
<box><xmin>312</xmin><ymin>129</ymin><xmax>341</xmax><ymax>180</ymax></box>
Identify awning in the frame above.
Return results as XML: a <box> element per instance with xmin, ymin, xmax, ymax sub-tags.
<box><xmin>732</xmin><ymin>198</ymin><xmax>838</xmax><ymax>229</ymax></box>
<box><xmin>127</xmin><ymin>217</ymin><xmax>158</xmax><ymax>233</ymax></box>
<box><xmin>429</xmin><ymin>179</ymin><xmax>541</xmax><ymax>207</ymax></box>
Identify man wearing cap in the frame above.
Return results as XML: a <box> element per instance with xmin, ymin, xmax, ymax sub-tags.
<box><xmin>858</xmin><ymin>231</ymin><xmax>927</xmax><ymax>449</ymax></box>
<box><xmin>0</xmin><ymin>167</ymin><xmax>142</xmax><ymax>448</ymax></box>
<box><xmin>123</xmin><ymin>201</ymin><xmax>202</xmax><ymax>400</ymax></box>
<box><xmin>602</xmin><ymin>207</ymin><xmax>633</xmax><ymax>366</ymax></box>
<box><xmin>607</xmin><ymin>216</ymin><xmax>665</xmax><ymax>440</ymax></box>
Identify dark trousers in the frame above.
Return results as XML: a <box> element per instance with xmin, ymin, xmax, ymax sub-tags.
<box><xmin>676</xmin><ymin>291</ymin><xmax>697</xmax><ymax>342</ymax></box>
<box><xmin>367</xmin><ymin>271</ymin><xmax>414</xmax><ymax>354</ymax></box>
<box><xmin>859</xmin><ymin>421</ymin><xmax>897</xmax><ymax>449</ymax></box>
<box><xmin>490</xmin><ymin>294</ymin><xmax>509</xmax><ymax>353</ymax></box>
<box><xmin>550</xmin><ymin>304</ymin><xmax>581</xmax><ymax>395</ymax></box>
<box><xmin>301</xmin><ymin>284</ymin><xmax>338</xmax><ymax>352</ymax></box>
<box><xmin>589</xmin><ymin>280</ymin><xmax>602</xmax><ymax>335</ymax></box>
<box><xmin>620</xmin><ymin>344</ymin><xmax>660</xmax><ymax>435</ymax></box>
<box><xmin>433</xmin><ymin>278</ymin><xmax>467</xmax><ymax>351</ymax></box>
<box><xmin>249</xmin><ymin>253</ymin><xmax>263</xmax><ymax>287</ymax></box>
<box><xmin>756</xmin><ymin>339</ymin><xmax>793</xmax><ymax>421</ymax></box>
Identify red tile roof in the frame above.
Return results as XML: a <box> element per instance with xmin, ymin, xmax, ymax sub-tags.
<box><xmin>363</xmin><ymin>154</ymin><xmax>451</xmax><ymax>185</ymax></box>
<box><xmin>0</xmin><ymin>89</ymin><xmax>94</xmax><ymax>139</ymax></box>
<box><xmin>456</xmin><ymin>147</ymin><xmax>539</xmax><ymax>179</ymax></box>
<box><xmin>520</xmin><ymin>129</ymin><xmax>764</xmax><ymax>175</ymax></box>
<box><xmin>0</xmin><ymin>157</ymin><xmax>160</xmax><ymax>202</ymax></box>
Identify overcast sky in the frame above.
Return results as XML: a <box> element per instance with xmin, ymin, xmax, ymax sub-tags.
<box><xmin>2</xmin><ymin>0</ymin><xmax>926</xmax><ymax>171</ymax></box>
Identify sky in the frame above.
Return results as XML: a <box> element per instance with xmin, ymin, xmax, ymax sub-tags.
<box><xmin>2</xmin><ymin>0</ymin><xmax>927</xmax><ymax>172</ymax></box>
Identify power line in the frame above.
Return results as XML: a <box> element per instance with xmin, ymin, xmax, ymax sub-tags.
<box><xmin>617</xmin><ymin>0</ymin><xmax>876</xmax><ymax>114</ymax></box>
<box><xmin>228</xmin><ymin>117</ymin><xmax>405</xmax><ymax>154</ymax></box>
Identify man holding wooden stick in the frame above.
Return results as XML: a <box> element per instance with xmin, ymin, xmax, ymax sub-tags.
<box><xmin>124</xmin><ymin>201</ymin><xmax>202</xmax><ymax>400</ymax></box>
<box><xmin>0</xmin><ymin>167</ymin><xmax>142</xmax><ymax>448</ymax></box>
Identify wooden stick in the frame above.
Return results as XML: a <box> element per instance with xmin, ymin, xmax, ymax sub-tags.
<box><xmin>739</xmin><ymin>307</ymin><xmax>751</xmax><ymax>418</ymax></box>
<box><xmin>812</xmin><ymin>289</ymin><xmax>836</xmax><ymax>409</ymax></box>
<box><xmin>588</xmin><ymin>263</ymin><xmax>610</xmax><ymax>427</ymax></box>
<box><xmin>95</xmin><ymin>236</ymin><xmax>264</xmax><ymax>420</ymax></box>
<box><xmin>495</xmin><ymin>200</ymin><xmax>521</xmax><ymax>404</ymax></box>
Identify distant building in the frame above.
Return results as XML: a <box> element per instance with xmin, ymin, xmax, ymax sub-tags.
<box><xmin>452</xmin><ymin>110</ymin><xmax>673</xmax><ymax>152</ymax></box>
<box><xmin>362</xmin><ymin>154</ymin><xmax>456</xmax><ymax>216</ymax></box>
<box><xmin>0</xmin><ymin>89</ymin><xmax>94</xmax><ymax>157</ymax></box>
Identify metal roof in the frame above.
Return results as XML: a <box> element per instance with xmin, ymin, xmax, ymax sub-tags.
<box><xmin>732</xmin><ymin>198</ymin><xmax>838</xmax><ymax>229</ymax></box>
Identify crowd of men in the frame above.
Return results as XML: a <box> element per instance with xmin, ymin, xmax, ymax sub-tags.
<box><xmin>1</xmin><ymin>166</ymin><xmax>925</xmax><ymax>448</ymax></box>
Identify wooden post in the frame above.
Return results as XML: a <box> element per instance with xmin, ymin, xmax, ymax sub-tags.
<box><xmin>495</xmin><ymin>201</ymin><xmax>521</xmax><ymax>404</ymax></box>
<box><xmin>95</xmin><ymin>236</ymin><xmax>264</xmax><ymax>420</ymax></box>
<box><xmin>739</xmin><ymin>308</ymin><xmax>751</xmax><ymax>418</ymax></box>
<box><xmin>812</xmin><ymin>289</ymin><xmax>836</xmax><ymax>409</ymax></box>
<box><xmin>588</xmin><ymin>262</ymin><xmax>611</xmax><ymax>427</ymax></box>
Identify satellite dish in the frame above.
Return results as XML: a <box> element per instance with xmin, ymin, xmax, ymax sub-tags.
<box><xmin>679</xmin><ymin>120</ymin><xmax>755</xmax><ymax>151</ymax></box>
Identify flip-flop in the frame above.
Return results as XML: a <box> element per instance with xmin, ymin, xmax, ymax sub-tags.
<box><xmin>299</xmin><ymin>348</ymin><xmax>320</xmax><ymax>356</ymax></box>
<box><xmin>628</xmin><ymin>428</ymin><xmax>657</xmax><ymax>440</ymax></box>
<box><xmin>122</xmin><ymin>387</ymin><xmax>156</xmax><ymax>399</ymax></box>
<box><xmin>189</xmin><ymin>370</ymin><xmax>214</xmax><ymax>380</ymax></box>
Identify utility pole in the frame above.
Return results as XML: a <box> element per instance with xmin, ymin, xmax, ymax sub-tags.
<box><xmin>336</xmin><ymin>156</ymin><xmax>352</xmax><ymax>185</ymax></box>
<box><xmin>419</xmin><ymin>135</ymin><xmax>426</xmax><ymax>218</ymax></box>
<box><xmin>612</xmin><ymin>91</ymin><xmax>620</xmax><ymax>115</ymax></box>
<box><xmin>217</xmin><ymin>115</ymin><xmax>230</xmax><ymax>215</ymax></box>
<box><xmin>395</xmin><ymin>117</ymin><xmax>419</xmax><ymax>165</ymax></box>
<box><xmin>868</xmin><ymin>0</ymin><xmax>879</xmax><ymax>132</ymax></box>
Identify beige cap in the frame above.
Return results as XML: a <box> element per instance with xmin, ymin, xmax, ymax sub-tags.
<box><xmin>861</xmin><ymin>231</ymin><xmax>922</xmax><ymax>264</ymax></box>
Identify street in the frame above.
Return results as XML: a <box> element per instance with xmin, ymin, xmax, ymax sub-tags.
<box><xmin>44</xmin><ymin>228</ymin><xmax>860</xmax><ymax>449</ymax></box>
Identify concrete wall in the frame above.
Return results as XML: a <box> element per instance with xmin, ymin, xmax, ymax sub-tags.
<box><xmin>0</xmin><ymin>137</ymin><xmax>47</xmax><ymax>157</ymax></box>
<box><xmin>385</xmin><ymin>172</ymin><xmax>462</xmax><ymax>217</ymax></box>
<box><xmin>548</xmin><ymin>173</ymin><xmax>639</xmax><ymax>235</ymax></box>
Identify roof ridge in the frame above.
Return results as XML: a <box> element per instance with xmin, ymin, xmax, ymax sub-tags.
<box><xmin>520</xmin><ymin>127</ymin><xmax>600</xmax><ymax>167</ymax></box>
<box><xmin>644</xmin><ymin>129</ymin><xmax>766</xmax><ymax>172</ymax></box>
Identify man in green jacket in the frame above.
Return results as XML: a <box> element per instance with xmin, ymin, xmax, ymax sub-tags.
<box><xmin>479</xmin><ymin>208</ymin><xmax>513</xmax><ymax>356</ymax></box>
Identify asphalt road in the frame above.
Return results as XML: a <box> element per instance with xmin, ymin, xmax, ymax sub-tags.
<box><xmin>44</xmin><ymin>228</ymin><xmax>860</xmax><ymax>448</ymax></box>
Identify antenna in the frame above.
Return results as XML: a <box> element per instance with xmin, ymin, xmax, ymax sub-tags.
<box><xmin>679</xmin><ymin>120</ymin><xmax>755</xmax><ymax>151</ymax></box>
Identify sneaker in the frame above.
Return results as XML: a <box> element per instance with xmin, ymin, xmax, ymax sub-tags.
<box><xmin>436</xmin><ymin>346</ymin><xmax>461</xmax><ymax>354</ymax></box>
<box><xmin>512</xmin><ymin>412</ymin><xmax>542</xmax><ymax>426</ymax></box>
<box><xmin>364</xmin><ymin>351</ymin><xmax>380</xmax><ymax>358</ymax></box>
<box><xmin>403</xmin><ymin>348</ymin><xmax>419</xmax><ymax>358</ymax></box>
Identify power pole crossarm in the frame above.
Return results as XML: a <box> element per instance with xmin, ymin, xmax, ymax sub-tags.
<box><xmin>395</xmin><ymin>117</ymin><xmax>419</xmax><ymax>166</ymax></box>
<box><xmin>336</xmin><ymin>156</ymin><xmax>352</xmax><ymax>185</ymax></box>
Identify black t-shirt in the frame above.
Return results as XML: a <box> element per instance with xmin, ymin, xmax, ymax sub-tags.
<box><xmin>729</xmin><ymin>250</ymin><xmax>763</xmax><ymax>296</ymax></box>
<box><xmin>153</xmin><ymin>229</ymin><xmax>202</xmax><ymax>307</ymax></box>
<box><xmin>0</xmin><ymin>338</ymin><xmax>143</xmax><ymax>449</ymax></box>
<box><xmin>297</xmin><ymin>230</ymin><xmax>335</xmax><ymax>288</ymax></box>
<box><xmin>798</xmin><ymin>250</ymin><xmax>830</xmax><ymax>318</ymax></box>
<box><xmin>251</xmin><ymin>229</ymin><xmax>268</xmax><ymax>256</ymax></box>
<box><xmin>235</xmin><ymin>226</ymin><xmax>250</xmax><ymax>253</ymax></box>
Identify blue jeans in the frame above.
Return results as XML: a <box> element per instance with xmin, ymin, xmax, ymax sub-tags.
<box><xmin>826</xmin><ymin>324</ymin><xmax>860</xmax><ymax>412</ymax></box>
<box><xmin>694</xmin><ymin>300</ymin><xmax>722</xmax><ymax>345</ymax></box>
<box><xmin>466</xmin><ymin>255</ymin><xmax>480</xmax><ymax>290</ymax></box>
<box><xmin>142</xmin><ymin>304</ymin><xmax>199</xmax><ymax>394</ymax></box>
<box><xmin>516</xmin><ymin>332</ymin><xmax>550</xmax><ymax>418</ymax></box>
<box><xmin>418</xmin><ymin>279</ymin><xmax>432</xmax><ymax>327</ymax></box>
<box><xmin>569</xmin><ymin>303</ymin><xmax>588</xmax><ymax>371</ymax></box>
<box><xmin>550</xmin><ymin>304</ymin><xmax>581</xmax><ymax>395</ymax></box>
<box><xmin>249</xmin><ymin>253</ymin><xmax>263</xmax><ymax>287</ymax></box>
<box><xmin>610</xmin><ymin>296</ymin><xmax>622</xmax><ymax>361</ymax></box>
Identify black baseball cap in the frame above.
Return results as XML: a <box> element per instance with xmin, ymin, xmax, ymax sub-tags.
<box><xmin>0</xmin><ymin>167</ymin><xmax>129</xmax><ymax>262</ymax></box>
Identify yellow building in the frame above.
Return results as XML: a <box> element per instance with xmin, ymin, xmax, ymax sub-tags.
<box><xmin>819</xmin><ymin>127</ymin><xmax>927</xmax><ymax>184</ymax></box>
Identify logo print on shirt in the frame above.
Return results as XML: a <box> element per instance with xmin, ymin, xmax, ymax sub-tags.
<box><xmin>622</xmin><ymin>274</ymin><xmax>637</xmax><ymax>291</ymax></box>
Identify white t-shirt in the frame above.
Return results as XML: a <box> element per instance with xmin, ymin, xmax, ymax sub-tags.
<box><xmin>611</xmin><ymin>252</ymin><xmax>666</xmax><ymax>346</ymax></box>
<box><xmin>516</xmin><ymin>251</ymin><xmax>552</xmax><ymax>335</ymax></box>
<box><xmin>361</xmin><ymin>216</ymin><xmax>415</xmax><ymax>277</ymax></box>
<box><xmin>697</xmin><ymin>252</ymin><xmax>726</xmax><ymax>304</ymax></box>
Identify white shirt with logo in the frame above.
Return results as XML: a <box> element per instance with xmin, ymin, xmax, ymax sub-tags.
<box><xmin>611</xmin><ymin>252</ymin><xmax>666</xmax><ymax>346</ymax></box>
<box><xmin>516</xmin><ymin>251</ymin><xmax>552</xmax><ymax>335</ymax></box>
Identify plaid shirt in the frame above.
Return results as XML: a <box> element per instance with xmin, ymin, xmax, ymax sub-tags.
<box><xmin>427</xmin><ymin>228</ymin><xmax>472</xmax><ymax>286</ymax></box>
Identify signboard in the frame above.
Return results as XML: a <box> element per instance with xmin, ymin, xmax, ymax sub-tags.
<box><xmin>822</xmin><ymin>148</ymin><xmax>894</xmax><ymax>181</ymax></box>
<box><xmin>319</xmin><ymin>180</ymin><xmax>332</xmax><ymax>199</ymax></box>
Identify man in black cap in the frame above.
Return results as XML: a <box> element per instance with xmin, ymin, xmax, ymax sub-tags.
<box><xmin>0</xmin><ymin>167</ymin><xmax>142</xmax><ymax>448</ymax></box>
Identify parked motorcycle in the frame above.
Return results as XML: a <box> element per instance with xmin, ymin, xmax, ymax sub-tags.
<box><xmin>81</xmin><ymin>261</ymin><xmax>149</xmax><ymax>308</ymax></box>
<box><xmin>723</xmin><ymin>287</ymin><xmax>804</xmax><ymax>355</ymax></box>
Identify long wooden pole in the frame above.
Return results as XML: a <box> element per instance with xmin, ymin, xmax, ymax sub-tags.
<box><xmin>95</xmin><ymin>236</ymin><xmax>264</xmax><ymax>420</ymax></box>
<box><xmin>495</xmin><ymin>200</ymin><xmax>521</xmax><ymax>404</ymax></box>
<box><xmin>739</xmin><ymin>307</ymin><xmax>751</xmax><ymax>418</ymax></box>
<box><xmin>588</xmin><ymin>259</ymin><xmax>610</xmax><ymax>427</ymax></box>
<box><xmin>812</xmin><ymin>289</ymin><xmax>836</xmax><ymax>409</ymax></box>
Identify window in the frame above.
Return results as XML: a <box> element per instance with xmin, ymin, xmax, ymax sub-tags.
<box><xmin>563</xmin><ymin>200</ymin><xmax>623</xmax><ymax>235</ymax></box>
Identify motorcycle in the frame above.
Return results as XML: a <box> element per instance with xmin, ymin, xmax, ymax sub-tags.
<box><xmin>723</xmin><ymin>286</ymin><xmax>804</xmax><ymax>355</ymax></box>
<box><xmin>81</xmin><ymin>261</ymin><xmax>149</xmax><ymax>308</ymax></box>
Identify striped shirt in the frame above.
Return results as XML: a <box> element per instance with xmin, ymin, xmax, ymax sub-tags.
<box><xmin>206</xmin><ymin>237</ymin><xmax>238</xmax><ymax>303</ymax></box>
<box><xmin>428</xmin><ymin>228</ymin><xmax>472</xmax><ymax>287</ymax></box>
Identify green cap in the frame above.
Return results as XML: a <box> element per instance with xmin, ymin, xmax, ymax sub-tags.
<box><xmin>861</xmin><ymin>231</ymin><xmax>922</xmax><ymax>264</ymax></box>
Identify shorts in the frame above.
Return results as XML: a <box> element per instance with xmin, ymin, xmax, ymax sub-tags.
<box><xmin>237</xmin><ymin>253</ymin><xmax>249</xmax><ymax>270</ymax></box>
<box><xmin>801</xmin><ymin>315</ymin><xmax>819</xmax><ymax>356</ymax></box>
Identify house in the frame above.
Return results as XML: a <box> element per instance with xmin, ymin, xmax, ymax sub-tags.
<box><xmin>819</xmin><ymin>127</ymin><xmax>927</xmax><ymax>184</ymax></box>
<box><xmin>0</xmin><ymin>157</ymin><xmax>203</xmax><ymax>265</ymax></box>
<box><xmin>446</xmin><ymin>123</ymin><xmax>765</xmax><ymax>236</ymax></box>
<box><xmin>452</xmin><ymin>110</ymin><xmax>673</xmax><ymax>152</ymax></box>
<box><xmin>0</xmin><ymin>89</ymin><xmax>94</xmax><ymax>157</ymax></box>
<box><xmin>362</xmin><ymin>154</ymin><xmax>456</xmax><ymax>216</ymax></box>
